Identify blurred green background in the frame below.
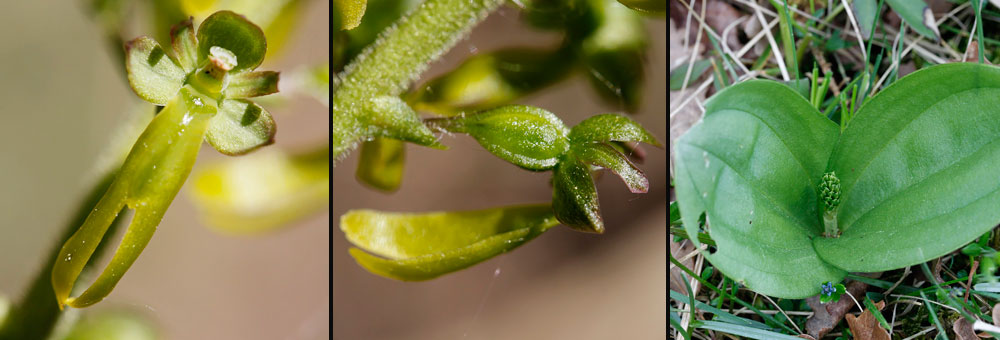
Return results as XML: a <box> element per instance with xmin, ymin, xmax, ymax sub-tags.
<box><xmin>332</xmin><ymin>6</ymin><xmax>667</xmax><ymax>339</ymax></box>
<box><xmin>0</xmin><ymin>0</ymin><xmax>329</xmax><ymax>339</ymax></box>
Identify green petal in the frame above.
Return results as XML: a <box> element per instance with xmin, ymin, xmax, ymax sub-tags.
<box><xmin>426</xmin><ymin>105</ymin><xmax>570</xmax><ymax>170</ymax></box>
<box><xmin>568</xmin><ymin>113</ymin><xmax>661</xmax><ymax>146</ymax></box>
<box><xmin>224</xmin><ymin>71</ymin><xmax>279</xmax><ymax>98</ymax></box>
<box><xmin>190</xmin><ymin>147</ymin><xmax>329</xmax><ymax>234</ymax></box>
<box><xmin>53</xmin><ymin>88</ymin><xmax>216</xmax><ymax>308</ymax></box>
<box><xmin>356</xmin><ymin>137</ymin><xmax>405</xmax><ymax>192</ymax></box>
<box><xmin>580</xmin><ymin>0</ymin><xmax>647</xmax><ymax>112</ymax></box>
<box><xmin>552</xmin><ymin>159</ymin><xmax>603</xmax><ymax>233</ymax></box>
<box><xmin>572</xmin><ymin>142</ymin><xmax>648</xmax><ymax>193</ymax></box>
<box><xmin>197</xmin><ymin>10</ymin><xmax>267</xmax><ymax>72</ymax></box>
<box><xmin>341</xmin><ymin>204</ymin><xmax>558</xmax><ymax>281</ymax></box>
<box><xmin>205</xmin><ymin>99</ymin><xmax>276</xmax><ymax>155</ymax></box>
<box><xmin>170</xmin><ymin>17</ymin><xmax>199</xmax><ymax>73</ymax></box>
<box><xmin>125</xmin><ymin>36</ymin><xmax>186</xmax><ymax>105</ymax></box>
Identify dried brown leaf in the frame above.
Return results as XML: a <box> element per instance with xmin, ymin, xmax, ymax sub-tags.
<box><xmin>953</xmin><ymin>318</ymin><xmax>977</xmax><ymax>340</ymax></box>
<box><xmin>845</xmin><ymin>300</ymin><xmax>889</xmax><ymax>340</ymax></box>
<box><xmin>992</xmin><ymin>303</ymin><xmax>1000</xmax><ymax>327</ymax></box>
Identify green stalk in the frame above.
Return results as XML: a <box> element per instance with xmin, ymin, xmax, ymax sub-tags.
<box><xmin>332</xmin><ymin>0</ymin><xmax>505</xmax><ymax>160</ymax></box>
<box><xmin>771</xmin><ymin>0</ymin><xmax>799</xmax><ymax>79</ymax></box>
<box><xmin>975</xmin><ymin>0</ymin><xmax>986</xmax><ymax>64</ymax></box>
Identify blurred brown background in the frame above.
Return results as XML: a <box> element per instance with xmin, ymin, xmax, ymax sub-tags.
<box><xmin>332</xmin><ymin>6</ymin><xmax>667</xmax><ymax>340</ymax></box>
<box><xmin>0</xmin><ymin>1</ymin><xmax>329</xmax><ymax>339</ymax></box>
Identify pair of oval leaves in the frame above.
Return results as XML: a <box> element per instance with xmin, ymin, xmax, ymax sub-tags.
<box><xmin>675</xmin><ymin>63</ymin><xmax>1000</xmax><ymax>298</ymax></box>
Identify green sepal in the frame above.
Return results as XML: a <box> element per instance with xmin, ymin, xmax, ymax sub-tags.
<box><xmin>170</xmin><ymin>17</ymin><xmax>199</xmax><ymax>73</ymax></box>
<box><xmin>615</xmin><ymin>0</ymin><xmax>666</xmax><ymax>15</ymax></box>
<box><xmin>568</xmin><ymin>113</ymin><xmax>661</xmax><ymax>146</ymax></box>
<box><xmin>426</xmin><ymin>105</ymin><xmax>569</xmax><ymax>170</ymax></box>
<box><xmin>341</xmin><ymin>204</ymin><xmax>558</xmax><ymax>281</ymax></box>
<box><xmin>520</xmin><ymin>0</ymin><xmax>589</xmax><ymax>32</ymax></box>
<box><xmin>190</xmin><ymin>147</ymin><xmax>329</xmax><ymax>234</ymax></box>
<box><xmin>356</xmin><ymin>137</ymin><xmax>406</xmax><ymax>192</ymax></box>
<box><xmin>205</xmin><ymin>99</ymin><xmax>276</xmax><ymax>156</ymax></box>
<box><xmin>580</xmin><ymin>0</ymin><xmax>647</xmax><ymax>112</ymax></box>
<box><xmin>52</xmin><ymin>88</ymin><xmax>217</xmax><ymax>308</ymax></box>
<box><xmin>224</xmin><ymin>71</ymin><xmax>280</xmax><ymax>98</ymax></box>
<box><xmin>197</xmin><ymin>10</ymin><xmax>267</xmax><ymax>73</ymax></box>
<box><xmin>408</xmin><ymin>47</ymin><xmax>573</xmax><ymax>115</ymax></box>
<box><xmin>124</xmin><ymin>36</ymin><xmax>186</xmax><ymax>105</ymax></box>
<box><xmin>572</xmin><ymin>142</ymin><xmax>648</xmax><ymax>193</ymax></box>
<box><xmin>364</xmin><ymin>96</ymin><xmax>445</xmax><ymax>149</ymax></box>
<box><xmin>552</xmin><ymin>158</ymin><xmax>603</xmax><ymax>233</ymax></box>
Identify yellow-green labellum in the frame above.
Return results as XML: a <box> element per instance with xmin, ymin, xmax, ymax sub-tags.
<box><xmin>52</xmin><ymin>88</ymin><xmax>216</xmax><ymax>308</ymax></box>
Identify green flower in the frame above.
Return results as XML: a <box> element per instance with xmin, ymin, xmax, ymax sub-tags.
<box><xmin>52</xmin><ymin>11</ymin><xmax>279</xmax><ymax>309</ymax></box>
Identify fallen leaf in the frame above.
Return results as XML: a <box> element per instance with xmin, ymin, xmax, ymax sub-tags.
<box><xmin>845</xmin><ymin>300</ymin><xmax>889</xmax><ymax>340</ymax></box>
<box><xmin>992</xmin><ymin>303</ymin><xmax>1000</xmax><ymax>326</ymax></box>
<box><xmin>805</xmin><ymin>280</ymin><xmax>868</xmax><ymax>339</ymax></box>
<box><xmin>954</xmin><ymin>318</ymin><xmax>977</xmax><ymax>340</ymax></box>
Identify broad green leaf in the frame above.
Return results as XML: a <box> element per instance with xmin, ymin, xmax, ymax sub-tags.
<box><xmin>816</xmin><ymin>63</ymin><xmax>1000</xmax><ymax>272</ymax></box>
<box><xmin>408</xmin><ymin>47</ymin><xmax>573</xmax><ymax>115</ymax></box>
<box><xmin>852</xmin><ymin>0</ymin><xmax>877</xmax><ymax>40</ymax></box>
<box><xmin>568</xmin><ymin>114</ymin><xmax>661</xmax><ymax>146</ymax></box>
<box><xmin>335</xmin><ymin>0</ymin><xmax>368</xmax><ymax>30</ymax></box>
<box><xmin>125</xmin><ymin>36</ymin><xmax>186</xmax><ymax>105</ymax></box>
<box><xmin>364</xmin><ymin>96</ymin><xmax>445</xmax><ymax>149</ymax></box>
<box><xmin>572</xmin><ymin>142</ymin><xmax>647</xmax><ymax>193</ymax></box>
<box><xmin>674</xmin><ymin>80</ymin><xmax>845</xmax><ymax>298</ymax></box>
<box><xmin>669</xmin><ymin>59</ymin><xmax>712</xmax><ymax>91</ymax></box>
<box><xmin>427</xmin><ymin>105</ymin><xmax>569</xmax><ymax>170</ymax></box>
<box><xmin>224</xmin><ymin>71</ymin><xmax>280</xmax><ymax>98</ymax></box>
<box><xmin>885</xmin><ymin>0</ymin><xmax>940</xmax><ymax>41</ymax></box>
<box><xmin>552</xmin><ymin>159</ymin><xmax>603</xmax><ymax>233</ymax></box>
<box><xmin>197</xmin><ymin>10</ymin><xmax>267</xmax><ymax>72</ymax></box>
<box><xmin>781</xmin><ymin>78</ymin><xmax>811</xmax><ymax>100</ymax></box>
<box><xmin>190</xmin><ymin>147</ymin><xmax>329</xmax><ymax>234</ymax></box>
<box><xmin>170</xmin><ymin>18</ymin><xmax>199</xmax><ymax>73</ymax></box>
<box><xmin>53</xmin><ymin>88</ymin><xmax>216</xmax><ymax>308</ymax></box>
<box><xmin>204</xmin><ymin>99</ymin><xmax>275</xmax><ymax>155</ymax></box>
<box><xmin>341</xmin><ymin>204</ymin><xmax>558</xmax><ymax>280</ymax></box>
<box><xmin>356</xmin><ymin>137</ymin><xmax>405</xmax><ymax>192</ymax></box>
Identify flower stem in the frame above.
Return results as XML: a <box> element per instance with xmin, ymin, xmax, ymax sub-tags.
<box><xmin>823</xmin><ymin>210</ymin><xmax>839</xmax><ymax>238</ymax></box>
<box><xmin>332</xmin><ymin>0</ymin><xmax>506</xmax><ymax>160</ymax></box>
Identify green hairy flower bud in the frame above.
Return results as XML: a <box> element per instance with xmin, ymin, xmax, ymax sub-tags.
<box><xmin>820</xmin><ymin>172</ymin><xmax>841</xmax><ymax>211</ymax></box>
<box><xmin>820</xmin><ymin>172</ymin><xmax>841</xmax><ymax>238</ymax></box>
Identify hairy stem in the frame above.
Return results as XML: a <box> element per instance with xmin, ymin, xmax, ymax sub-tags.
<box><xmin>332</xmin><ymin>0</ymin><xmax>506</xmax><ymax>160</ymax></box>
